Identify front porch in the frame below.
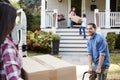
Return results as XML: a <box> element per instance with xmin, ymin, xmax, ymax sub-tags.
<box><xmin>41</xmin><ymin>0</ymin><xmax>120</xmax><ymax>34</ymax></box>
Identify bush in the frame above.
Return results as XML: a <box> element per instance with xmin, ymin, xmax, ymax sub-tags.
<box><xmin>115</xmin><ymin>34</ymin><xmax>120</xmax><ymax>49</ymax></box>
<box><xmin>106</xmin><ymin>32</ymin><xmax>117</xmax><ymax>52</ymax></box>
<box><xmin>24</xmin><ymin>9</ymin><xmax>40</xmax><ymax>32</ymax></box>
<box><xmin>52</xmin><ymin>34</ymin><xmax>61</xmax><ymax>40</ymax></box>
<box><xmin>27</xmin><ymin>30</ymin><xmax>52</xmax><ymax>53</ymax></box>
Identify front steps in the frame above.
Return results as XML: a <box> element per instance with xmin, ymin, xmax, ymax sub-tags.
<box><xmin>56</xmin><ymin>28</ymin><xmax>88</xmax><ymax>55</ymax></box>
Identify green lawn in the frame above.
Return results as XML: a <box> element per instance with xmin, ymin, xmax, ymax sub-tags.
<box><xmin>108</xmin><ymin>53</ymin><xmax>120</xmax><ymax>80</ymax></box>
<box><xmin>110</xmin><ymin>53</ymin><xmax>120</xmax><ymax>64</ymax></box>
<box><xmin>27</xmin><ymin>51</ymin><xmax>48</xmax><ymax>57</ymax></box>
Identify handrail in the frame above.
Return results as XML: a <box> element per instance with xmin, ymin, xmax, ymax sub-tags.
<box><xmin>94</xmin><ymin>9</ymin><xmax>120</xmax><ymax>28</ymax></box>
<box><xmin>45</xmin><ymin>9</ymin><xmax>58</xmax><ymax>33</ymax></box>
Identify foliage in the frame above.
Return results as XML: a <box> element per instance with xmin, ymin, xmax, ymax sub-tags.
<box><xmin>52</xmin><ymin>34</ymin><xmax>61</xmax><ymax>40</ymax></box>
<box><xmin>115</xmin><ymin>34</ymin><xmax>120</xmax><ymax>49</ymax></box>
<box><xmin>25</xmin><ymin>10</ymin><xmax>40</xmax><ymax>31</ymax></box>
<box><xmin>9</xmin><ymin>0</ymin><xmax>20</xmax><ymax>9</ymax></box>
<box><xmin>27</xmin><ymin>30</ymin><xmax>52</xmax><ymax>53</ymax></box>
<box><xmin>27</xmin><ymin>30</ymin><xmax>61</xmax><ymax>53</ymax></box>
<box><xmin>106</xmin><ymin>32</ymin><xmax>117</xmax><ymax>53</ymax></box>
<box><xmin>18</xmin><ymin>0</ymin><xmax>41</xmax><ymax>31</ymax></box>
<box><xmin>22</xmin><ymin>0</ymin><xmax>41</xmax><ymax>10</ymax></box>
<box><xmin>18</xmin><ymin>0</ymin><xmax>41</xmax><ymax>13</ymax></box>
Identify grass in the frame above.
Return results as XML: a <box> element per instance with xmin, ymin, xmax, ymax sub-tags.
<box><xmin>107</xmin><ymin>53</ymin><xmax>120</xmax><ymax>80</ymax></box>
<box><xmin>27</xmin><ymin>51</ymin><xmax>45</xmax><ymax>57</ymax></box>
<box><xmin>110</xmin><ymin>53</ymin><xmax>120</xmax><ymax>64</ymax></box>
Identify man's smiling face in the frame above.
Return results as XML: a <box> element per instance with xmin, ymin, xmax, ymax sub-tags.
<box><xmin>86</xmin><ymin>24</ymin><xmax>96</xmax><ymax>37</ymax></box>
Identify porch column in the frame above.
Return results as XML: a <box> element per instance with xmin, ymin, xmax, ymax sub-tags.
<box><xmin>81</xmin><ymin>0</ymin><xmax>85</xmax><ymax>15</ymax></box>
<box><xmin>105</xmin><ymin>0</ymin><xmax>110</xmax><ymax>28</ymax></box>
<box><xmin>41</xmin><ymin>0</ymin><xmax>46</xmax><ymax>28</ymax></box>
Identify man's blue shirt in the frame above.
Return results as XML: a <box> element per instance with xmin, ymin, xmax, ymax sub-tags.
<box><xmin>87</xmin><ymin>33</ymin><xmax>110</xmax><ymax>69</ymax></box>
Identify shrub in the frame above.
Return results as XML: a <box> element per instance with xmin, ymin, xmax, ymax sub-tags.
<box><xmin>115</xmin><ymin>34</ymin><xmax>120</xmax><ymax>49</ymax></box>
<box><xmin>27</xmin><ymin>30</ymin><xmax>52</xmax><ymax>53</ymax></box>
<box><xmin>25</xmin><ymin>9</ymin><xmax>40</xmax><ymax>32</ymax></box>
<box><xmin>106</xmin><ymin>32</ymin><xmax>117</xmax><ymax>52</ymax></box>
<box><xmin>52</xmin><ymin>34</ymin><xmax>61</xmax><ymax>40</ymax></box>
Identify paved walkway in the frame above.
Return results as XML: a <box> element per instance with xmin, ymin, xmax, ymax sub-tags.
<box><xmin>60</xmin><ymin>54</ymin><xmax>89</xmax><ymax>80</ymax></box>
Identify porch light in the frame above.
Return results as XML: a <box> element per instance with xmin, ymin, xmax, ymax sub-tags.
<box><xmin>91</xmin><ymin>0</ymin><xmax>96</xmax><ymax>2</ymax></box>
<box><xmin>58</xmin><ymin>0</ymin><xmax>62</xmax><ymax>2</ymax></box>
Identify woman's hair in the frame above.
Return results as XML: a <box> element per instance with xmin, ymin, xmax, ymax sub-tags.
<box><xmin>69</xmin><ymin>7</ymin><xmax>75</xmax><ymax>13</ymax></box>
<box><xmin>0</xmin><ymin>2</ymin><xmax>17</xmax><ymax>45</ymax></box>
<box><xmin>87</xmin><ymin>23</ymin><xmax>96</xmax><ymax>29</ymax></box>
<box><xmin>0</xmin><ymin>0</ymin><xmax>11</xmax><ymax>3</ymax></box>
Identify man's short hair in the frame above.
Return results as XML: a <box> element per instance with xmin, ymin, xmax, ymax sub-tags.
<box><xmin>87</xmin><ymin>23</ymin><xmax>96</xmax><ymax>29</ymax></box>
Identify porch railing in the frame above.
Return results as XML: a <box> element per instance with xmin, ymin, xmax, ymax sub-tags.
<box><xmin>110</xmin><ymin>12</ymin><xmax>120</xmax><ymax>27</ymax></box>
<box><xmin>45</xmin><ymin>9</ymin><xmax>58</xmax><ymax>29</ymax></box>
<box><xmin>96</xmin><ymin>11</ymin><xmax>120</xmax><ymax>28</ymax></box>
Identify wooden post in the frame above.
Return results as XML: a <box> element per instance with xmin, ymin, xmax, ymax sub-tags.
<box><xmin>105</xmin><ymin>0</ymin><xmax>110</xmax><ymax>28</ymax></box>
<box><xmin>94</xmin><ymin>9</ymin><xmax>101</xmax><ymax>32</ymax></box>
<box><xmin>94</xmin><ymin>9</ymin><xmax>99</xmax><ymax>27</ymax></box>
<box><xmin>81</xmin><ymin>0</ymin><xmax>86</xmax><ymax>16</ymax></box>
<box><xmin>41</xmin><ymin>0</ymin><xmax>46</xmax><ymax>29</ymax></box>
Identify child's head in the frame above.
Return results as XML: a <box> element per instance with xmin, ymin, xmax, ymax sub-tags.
<box><xmin>83</xmin><ymin>14</ymin><xmax>86</xmax><ymax>17</ymax></box>
<box><xmin>0</xmin><ymin>2</ymin><xmax>17</xmax><ymax>45</ymax></box>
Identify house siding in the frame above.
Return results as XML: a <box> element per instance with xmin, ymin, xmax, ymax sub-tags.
<box><xmin>46</xmin><ymin>0</ymin><xmax>68</xmax><ymax>26</ymax></box>
<box><xmin>85</xmin><ymin>0</ymin><xmax>105</xmax><ymax>24</ymax></box>
<box><xmin>45</xmin><ymin>0</ymin><xmax>111</xmax><ymax>27</ymax></box>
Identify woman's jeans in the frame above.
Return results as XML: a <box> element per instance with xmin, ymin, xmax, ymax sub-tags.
<box><xmin>79</xmin><ymin>26</ymin><xmax>86</xmax><ymax>38</ymax></box>
<box><xmin>70</xmin><ymin>20</ymin><xmax>74</xmax><ymax>28</ymax></box>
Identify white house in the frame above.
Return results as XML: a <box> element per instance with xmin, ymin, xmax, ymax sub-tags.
<box><xmin>41</xmin><ymin>0</ymin><xmax>120</xmax><ymax>35</ymax></box>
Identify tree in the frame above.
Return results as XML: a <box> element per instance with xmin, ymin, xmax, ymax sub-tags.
<box><xmin>18</xmin><ymin>0</ymin><xmax>41</xmax><ymax>13</ymax></box>
<box><xmin>18</xmin><ymin>0</ymin><xmax>41</xmax><ymax>31</ymax></box>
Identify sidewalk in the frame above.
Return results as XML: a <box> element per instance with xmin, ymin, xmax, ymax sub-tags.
<box><xmin>76</xmin><ymin>65</ymin><xmax>89</xmax><ymax>80</ymax></box>
<box><xmin>60</xmin><ymin>54</ymin><xmax>89</xmax><ymax>80</ymax></box>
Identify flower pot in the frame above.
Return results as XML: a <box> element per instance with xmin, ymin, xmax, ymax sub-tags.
<box><xmin>52</xmin><ymin>40</ymin><xmax>60</xmax><ymax>55</ymax></box>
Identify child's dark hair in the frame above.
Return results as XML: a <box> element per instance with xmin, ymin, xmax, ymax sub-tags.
<box><xmin>87</xmin><ymin>23</ymin><xmax>96</xmax><ymax>29</ymax></box>
<box><xmin>83</xmin><ymin>14</ymin><xmax>86</xmax><ymax>17</ymax></box>
<box><xmin>0</xmin><ymin>2</ymin><xmax>17</xmax><ymax>45</ymax></box>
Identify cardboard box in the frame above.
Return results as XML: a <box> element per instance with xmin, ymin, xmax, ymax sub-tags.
<box><xmin>32</xmin><ymin>55</ymin><xmax>77</xmax><ymax>80</ymax></box>
<box><xmin>71</xmin><ymin>16</ymin><xmax>82</xmax><ymax>23</ymax></box>
<box><xmin>22</xmin><ymin>57</ymin><xmax>51</xmax><ymax>80</ymax></box>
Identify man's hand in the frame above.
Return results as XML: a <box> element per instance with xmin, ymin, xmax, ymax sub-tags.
<box><xmin>96</xmin><ymin>68</ymin><xmax>101</xmax><ymax>74</ymax></box>
<box><xmin>88</xmin><ymin>67</ymin><xmax>93</xmax><ymax>74</ymax></box>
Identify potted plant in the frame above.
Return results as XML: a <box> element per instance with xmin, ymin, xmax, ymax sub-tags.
<box><xmin>52</xmin><ymin>33</ymin><xmax>61</xmax><ymax>55</ymax></box>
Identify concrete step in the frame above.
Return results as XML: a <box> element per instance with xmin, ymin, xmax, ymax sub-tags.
<box><xmin>59</xmin><ymin>43</ymin><xmax>87</xmax><ymax>48</ymax></box>
<box><xmin>60</xmin><ymin>40</ymin><xmax>87</xmax><ymax>43</ymax></box>
<box><xmin>56</xmin><ymin>28</ymin><xmax>88</xmax><ymax>55</ymax></box>
<box><xmin>61</xmin><ymin>36</ymin><xmax>88</xmax><ymax>40</ymax></box>
<box><xmin>59</xmin><ymin>48</ymin><xmax>87</xmax><ymax>52</ymax></box>
<box><xmin>59</xmin><ymin>51</ymin><xmax>88</xmax><ymax>55</ymax></box>
<box><xmin>56</xmin><ymin>28</ymin><xmax>79</xmax><ymax>32</ymax></box>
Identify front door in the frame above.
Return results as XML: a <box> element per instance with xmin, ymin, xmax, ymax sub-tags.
<box><xmin>110</xmin><ymin>0</ymin><xmax>117</xmax><ymax>12</ymax></box>
<box><xmin>110</xmin><ymin>0</ymin><xmax>120</xmax><ymax>12</ymax></box>
<box><xmin>71</xmin><ymin>0</ymin><xmax>82</xmax><ymax>16</ymax></box>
